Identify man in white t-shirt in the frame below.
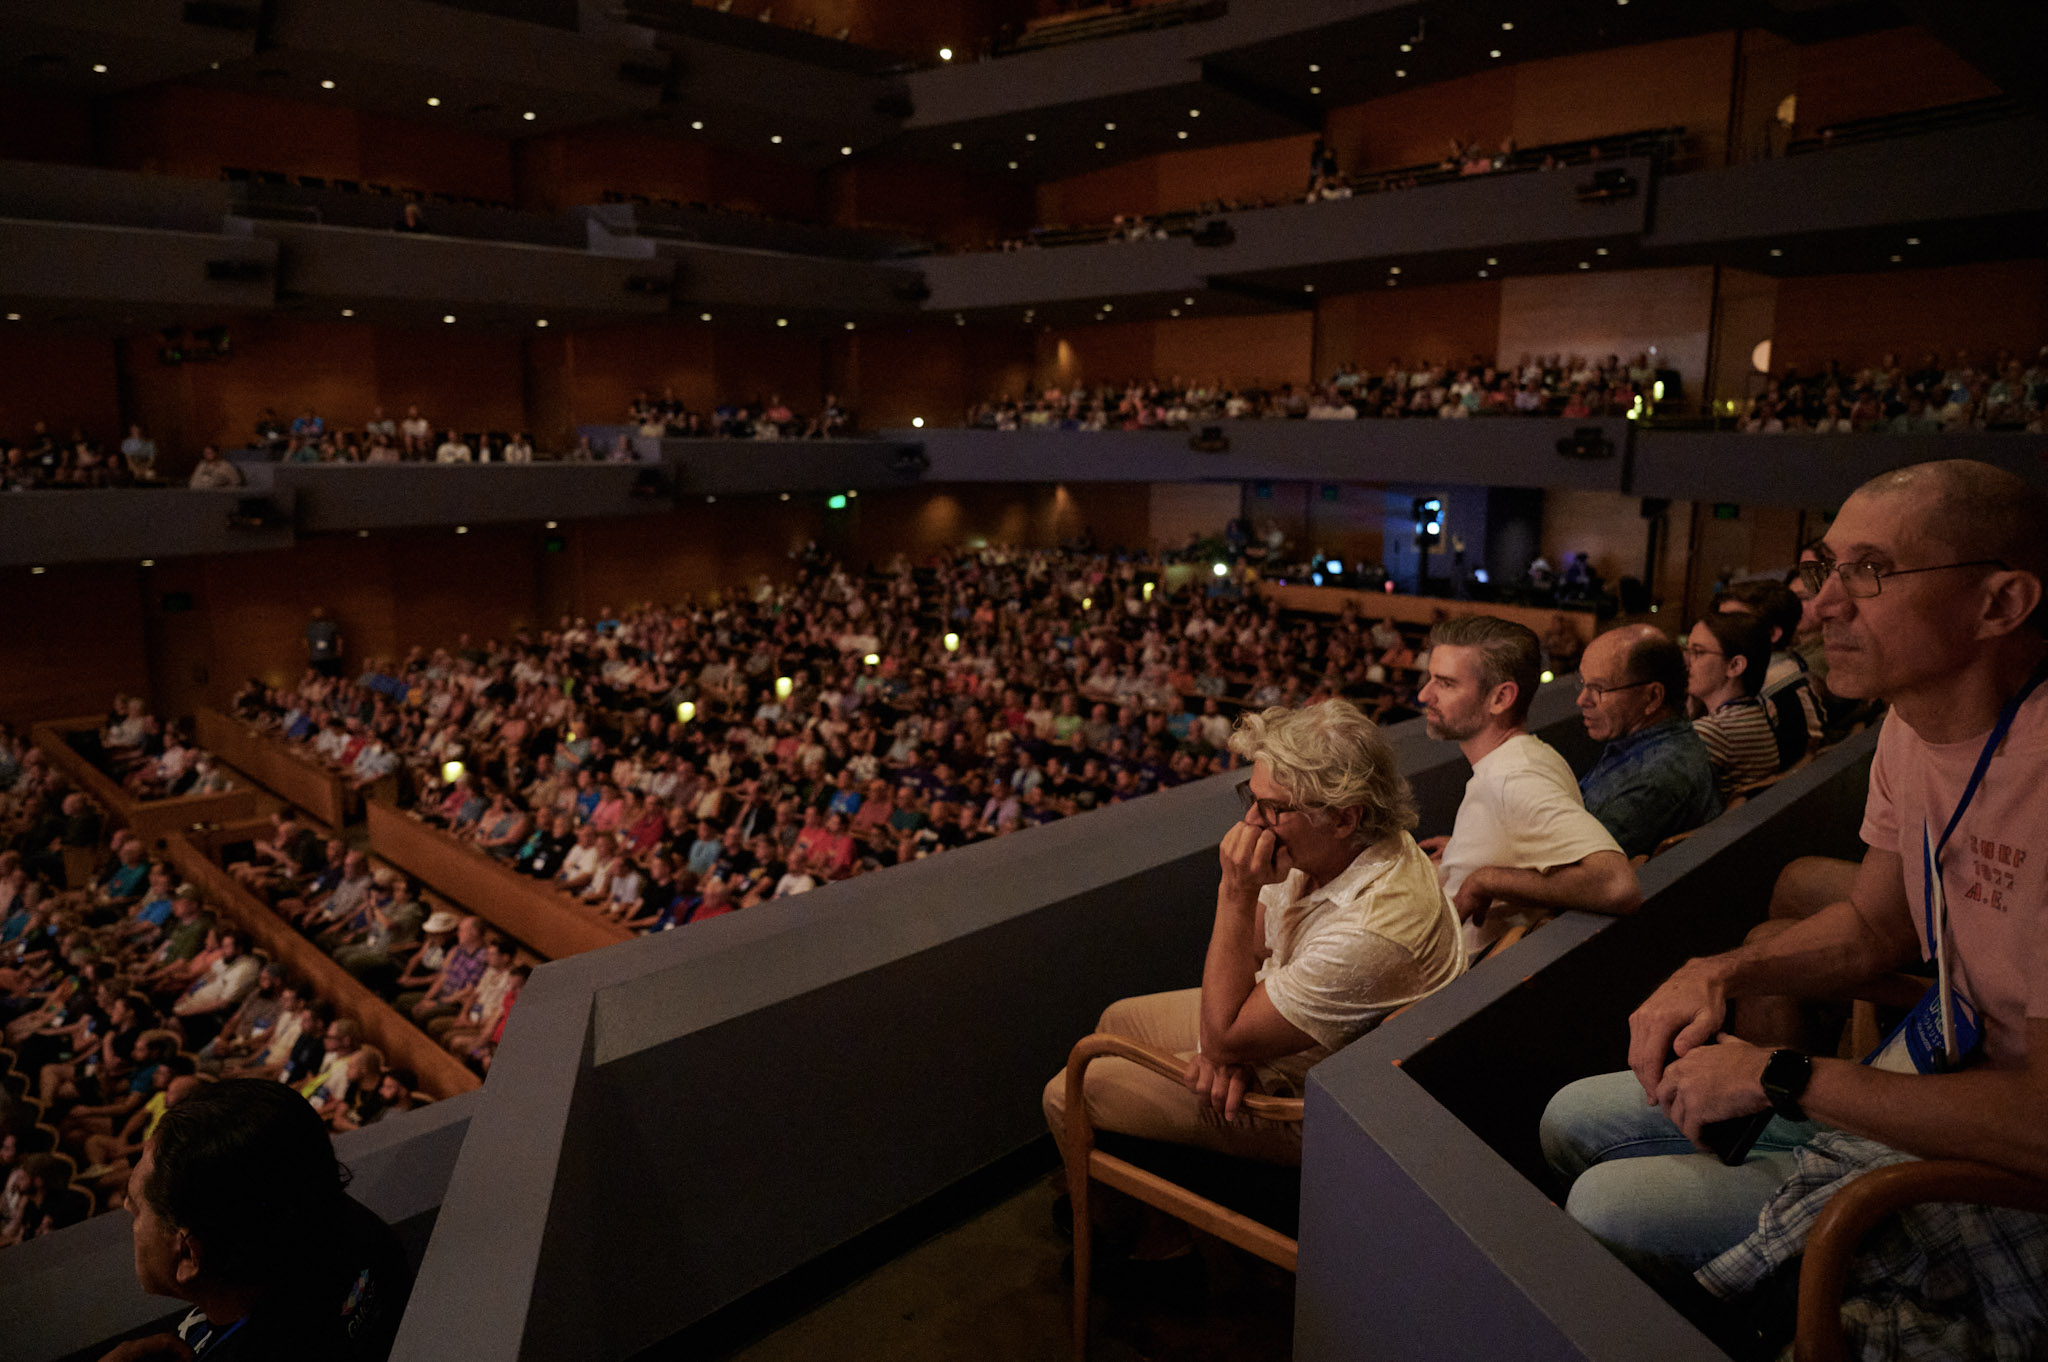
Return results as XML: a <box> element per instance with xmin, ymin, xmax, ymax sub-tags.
<box><xmin>1043</xmin><ymin>698</ymin><xmax>1464</xmax><ymax>1167</ymax></box>
<box><xmin>434</xmin><ymin>430</ymin><xmax>472</xmax><ymax>464</ymax></box>
<box><xmin>1419</xmin><ymin>615</ymin><xmax>1640</xmax><ymax>958</ymax></box>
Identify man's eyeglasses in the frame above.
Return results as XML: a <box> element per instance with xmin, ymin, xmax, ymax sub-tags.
<box><xmin>1796</xmin><ymin>556</ymin><xmax>2008</xmax><ymax>600</ymax></box>
<box><xmin>1235</xmin><ymin>783</ymin><xmax>1303</xmax><ymax>822</ymax></box>
<box><xmin>1578</xmin><ymin>678</ymin><xmax>1654</xmax><ymax>700</ymax></box>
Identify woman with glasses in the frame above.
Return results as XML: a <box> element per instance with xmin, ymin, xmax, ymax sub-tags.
<box><xmin>1683</xmin><ymin>612</ymin><xmax>1781</xmax><ymax>801</ymax></box>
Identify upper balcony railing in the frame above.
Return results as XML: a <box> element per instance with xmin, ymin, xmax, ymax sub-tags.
<box><xmin>1785</xmin><ymin>94</ymin><xmax>2029</xmax><ymax>156</ymax></box>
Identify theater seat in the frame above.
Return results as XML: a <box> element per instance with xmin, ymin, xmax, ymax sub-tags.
<box><xmin>1795</xmin><ymin>1160</ymin><xmax>2048</xmax><ymax>1362</ymax></box>
<box><xmin>1058</xmin><ymin>922</ymin><xmax>1534</xmax><ymax>1357</ymax></box>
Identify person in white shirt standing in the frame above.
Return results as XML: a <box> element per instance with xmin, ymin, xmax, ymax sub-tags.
<box><xmin>1419</xmin><ymin>615</ymin><xmax>1641</xmax><ymax>958</ymax></box>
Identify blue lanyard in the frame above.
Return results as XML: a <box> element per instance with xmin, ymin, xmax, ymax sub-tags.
<box><xmin>189</xmin><ymin>1315</ymin><xmax>248</xmax><ymax>1357</ymax></box>
<box><xmin>1923</xmin><ymin>663</ymin><xmax>2048</xmax><ymax>949</ymax></box>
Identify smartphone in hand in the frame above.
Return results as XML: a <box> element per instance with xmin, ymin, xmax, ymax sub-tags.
<box><xmin>1699</xmin><ymin>1109</ymin><xmax>1774</xmax><ymax>1165</ymax></box>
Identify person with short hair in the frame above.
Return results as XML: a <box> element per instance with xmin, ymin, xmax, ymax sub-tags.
<box><xmin>1540</xmin><ymin>460</ymin><xmax>2048</xmax><ymax>1353</ymax></box>
<box><xmin>1684</xmin><ymin>611</ymin><xmax>1781</xmax><ymax>800</ymax></box>
<box><xmin>1043</xmin><ymin>699</ymin><xmax>1463</xmax><ymax>1168</ymax></box>
<box><xmin>1574</xmin><ymin>625</ymin><xmax>1722</xmax><ymax>859</ymax></box>
<box><xmin>1419</xmin><ymin>615</ymin><xmax>1639</xmax><ymax>958</ymax></box>
<box><xmin>186</xmin><ymin>444</ymin><xmax>243</xmax><ymax>490</ymax></box>
<box><xmin>110</xmin><ymin>1078</ymin><xmax>412</xmax><ymax>1361</ymax></box>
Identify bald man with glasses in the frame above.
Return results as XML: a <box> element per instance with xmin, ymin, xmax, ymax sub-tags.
<box><xmin>1573</xmin><ymin>625</ymin><xmax>1722</xmax><ymax>860</ymax></box>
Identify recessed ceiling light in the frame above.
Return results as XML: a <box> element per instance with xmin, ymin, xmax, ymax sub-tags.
<box><xmin>1104</xmin><ymin>122</ymin><xmax>1116</xmax><ymax>131</ymax></box>
<box><xmin>426</xmin><ymin>97</ymin><xmax>441</xmax><ymax>107</ymax></box>
<box><xmin>1890</xmin><ymin>254</ymin><xmax>1903</xmax><ymax>262</ymax></box>
<box><xmin>1478</xmin><ymin>269</ymin><xmax>1488</xmax><ymax>277</ymax></box>
<box><xmin>1395</xmin><ymin>69</ymin><xmax>1407</xmax><ymax>78</ymax></box>
<box><xmin>779</xmin><ymin>492</ymin><xmax>790</xmax><ymax>501</ymax></box>
<box><xmin>1170</xmin><ymin>308</ymin><xmax>1181</xmax><ymax>316</ymax></box>
<box><xmin>1188</xmin><ymin>109</ymin><xmax>1200</xmax><ymax>118</ymax></box>
<box><xmin>1310</xmin><ymin>86</ymin><xmax>1321</xmax><ymax>94</ymax></box>
<box><xmin>535</xmin><ymin>318</ymin><xmax>549</xmax><ymax>327</ymax></box>
<box><xmin>545</xmin><ymin>520</ymin><xmax>558</xmax><ymax>529</ymax></box>
<box><xmin>1308</xmin><ymin>64</ymin><xmax>1320</xmax><ymax>73</ymax></box>
<box><xmin>951</xmin><ymin>141</ymin><xmax>962</xmax><ymax>150</ymax></box>
<box><xmin>1617</xmin><ymin>0</ymin><xmax>1627</xmax><ymax>6</ymax></box>
<box><xmin>1386</xmin><ymin>278</ymin><xmax>1396</xmax><ymax>286</ymax></box>
<box><xmin>1486</xmin><ymin>257</ymin><xmax>1498</xmax><ymax>265</ymax></box>
<box><xmin>1502</xmin><ymin>20</ymin><xmax>1514</xmax><ymax>29</ymax></box>
<box><xmin>1400</xmin><ymin>43</ymin><xmax>1412</xmax><ymax>52</ymax></box>
<box><xmin>1489</xmin><ymin>49</ymin><xmax>1501</xmax><ymax>58</ymax></box>
<box><xmin>1007</xmin><ymin>159</ymin><xmax>1018</xmax><ymax>168</ymax></box>
<box><xmin>1102</xmin><ymin>303</ymin><xmax>1112</xmax><ymax>311</ymax></box>
<box><xmin>442</xmin><ymin>313</ymin><xmax>456</xmax><ymax>323</ymax></box>
<box><xmin>841</xmin><ymin>146</ymin><xmax>853</xmax><ymax>155</ymax></box>
<box><xmin>1183</xmin><ymin>296</ymin><xmax>1194</xmax><ymax>305</ymax></box>
<box><xmin>30</xmin><ymin>566</ymin><xmax>45</xmax><ymax>575</ymax></box>
<box><xmin>1595</xmin><ymin>246</ymin><xmax>1609</xmax><ymax>255</ymax></box>
<box><xmin>1769</xmin><ymin>248</ymin><xmax>1783</xmax><ymax>257</ymax></box>
<box><xmin>1905</xmin><ymin>236</ymin><xmax>1920</xmax><ymax>246</ymax></box>
<box><xmin>456</xmin><ymin>525</ymin><xmax>469</xmax><ymax>534</ymax></box>
<box><xmin>706</xmin><ymin>495</ymin><xmax>716</xmax><ymax>503</ymax></box>
<box><xmin>1025</xmin><ymin>132</ymin><xmax>1037</xmax><ymax>141</ymax></box>
<box><xmin>938</xmin><ymin>46</ymin><xmax>953</xmax><ymax>61</ymax></box>
<box><xmin>1176</xmin><ymin>131</ymin><xmax>1188</xmax><ymax>139</ymax></box>
<box><xmin>1095</xmin><ymin>141</ymin><xmax>1105</xmax><ymax>149</ymax></box>
<box><xmin>700</xmin><ymin>312</ymin><xmax>712</xmax><ymax>321</ymax></box>
<box><xmin>844</xmin><ymin>321</ymin><xmax>856</xmax><ymax>330</ymax></box>
<box><xmin>4</xmin><ymin>313</ymin><xmax>18</xmax><ymax>322</ymax></box>
<box><xmin>1578</xmin><ymin>261</ymin><xmax>1591</xmax><ymax>269</ymax></box>
<box><xmin>140</xmin><ymin>559</ymin><xmax>154</xmax><ymax>567</ymax></box>
<box><xmin>1303</xmin><ymin>284</ymin><xmax>1315</xmax><ymax>292</ymax></box>
<box><xmin>523</xmin><ymin>111</ymin><xmax>537</xmax><ymax>121</ymax></box>
<box><xmin>690</xmin><ymin>119</ymin><xmax>704</xmax><ymax>130</ymax></box>
<box><xmin>1388</xmin><ymin>265</ymin><xmax>1401</xmax><ymax>274</ymax></box>
<box><xmin>776</xmin><ymin>317</ymin><xmax>788</xmax><ymax>327</ymax></box>
<box><xmin>92</xmin><ymin>63</ymin><xmax>109</xmax><ymax>74</ymax></box>
<box><xmin>770</xmin><ymin>134</ymin><xmax>782</xmax><ymax>144</ymax></box>
<box><xmin>320</xmin><ymin>79</ymin><xmax>336</xmax><ymax>90</ymax></box>
<box><xmin>357</xmin><ymin>530</ymin><xmax>369</xmax><ymax>538</ymax></box>
<box><xmin>340</xmin><ymin>308</ymin><xmax>355</xmax><ymax>317</ymax></box>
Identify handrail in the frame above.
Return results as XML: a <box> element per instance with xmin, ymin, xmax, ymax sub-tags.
<box><xmin>29</xmin><ymin>719</ymin><xmax>259</xmax><ymax>842</ymax></box>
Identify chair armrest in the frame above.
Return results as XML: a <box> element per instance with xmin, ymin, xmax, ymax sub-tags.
<box><xmin>1795</xmin><ymin>1160</ymin><xmax>2048</xmax><ymax>1362</ymax></box>
<box><xmin>1062</xmin><ymin>1032</ymin><xmax>1306</xmax><ymax>1155</ymax></box>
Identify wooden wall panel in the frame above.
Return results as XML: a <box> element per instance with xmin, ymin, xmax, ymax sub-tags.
<box><xmin>1509</xmin><ymin>31</ymin><xmax>1738</xmax><ymax>165</ymax></box>
<box><xmin>1152</xmin><ymin>312</ymin><xmax>1315</xmax><ymax>389</ymax></box>
<box><xmin>1036</xmin><ymin>158</ymin><xmax>1161</xmax><ymax>229</ymax></box>
<box><xmin>842</xmin><ymin>326</ymin><xmax>969</xmax><ymax>429</ymax></box>
<box><xmin>713</xmin><ymin>330</ymin><xmax>827</xmax><ymax>412</ymax></box>
<box><xmin>0</xmin><ymin>564</ymin><xmax>150</xmax><ymax>723</ymax></box>
<box><xmin>836</xmin><ymin>159</ymin><xmax>1035</xmax><ymax>249</ymax></box>
<box><xmin>518</xmin><ymin>129</ymin><xmax>821</xmax><ymax>219</ymax></box>
<box><xmin>103</xmin><ymin>87</ymin><xmax>365</xmax><ymax>183</ymax></box>
<box><xmin>1793</xmin><ymin>27</ymin><xmax>2001</xmax><ymax>138</ymax></box>
<box><xmin>1324</xmin><ymin>70</ymin><xmax>1515</xmax><ymax>176</ymax></box>
<box><xmin>369</xmin><ymin>328</ymin><xmax>527</xmax><ymax>436</ymax></box>
<box><xmin>1313</xmin><ymin>280</ymin><xmax>1503</xmax><ymax>377</ymax></box>
<box><xmin>1541</xmin><ymin>489</ymin><xmax>1653</xmax><ymax>589</ymax></box>
<box><xmin>1034</xmin><ymin>320</ymin><xmax>1155</xmax><ymax>390</ymax></box>
<box><xmin>558</xmin><ymin>325</ymin><xmax>718</xmax><ymax>434</ymax></box>
<box><xmin>354</xmin><ymin>111</ymin><xmax>516</xmax><ymax>203</ymax></box>
<box><xmin>0</xmin><ymin>333</ymin><xmax>122</xmax><ymax>444</ymax></box>
<box><xmin>1496</xmin><ymin>266</ymin><xmax>1716</xmax><ymax>394</ymax></box>
<box><xmin>1152</xmin><ymin>134</ymin><xmax>1319</xmax><ymax>215</ymax></box>
<box><xmin>0</xmin><ymin>85</ymin><xmax>94</xmax><ymax>165</ymax></box>
<box><xmin>1770</xmin><ymin>260</ymin><xmax>2048</xmax><ymax>375</ymax></box>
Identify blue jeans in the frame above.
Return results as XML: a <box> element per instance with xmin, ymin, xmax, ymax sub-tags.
<box><xmin>1539</xmin><ymin>1070</ymin><xmax>1818</xmax><ymax>1279</ymax></box>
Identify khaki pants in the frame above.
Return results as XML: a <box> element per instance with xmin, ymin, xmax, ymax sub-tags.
<box><xmin>1041</xmin><ymin>988</ymin><xmax>1305</xmax><ymax>1166</ymax></box>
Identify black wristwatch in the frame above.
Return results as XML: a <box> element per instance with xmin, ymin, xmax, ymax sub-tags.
<box><xmin>1761</xmin><ymin>1048</ymin><xmax>1813</xmax><ymax>1122</ymax></box>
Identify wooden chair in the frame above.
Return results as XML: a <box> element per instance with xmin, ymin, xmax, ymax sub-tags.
<box><xmin>1795</xmin><ymin>1160</ymin><xmax>2048</xmax><ymax>1362</ymax></box>
<box><xmin>1058</xmin><ymin>922</ymin><xmax>1535</xmax><ymax>1358</ymax></box>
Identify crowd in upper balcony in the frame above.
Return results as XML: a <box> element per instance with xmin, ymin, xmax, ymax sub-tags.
<box><xmin>627</xmin><ymin>389</ymin><xmax>854</xmax><ymax>440</ymax></box>
<box><xmin>1738</xmin><ymin>347</ymin><xmax>2048</xmax><ymax>434</ymax></box>
<box><xmin>968</xmin><ymin>353</ymin><xmax>1673</xmax><ymax>429</ymax></box>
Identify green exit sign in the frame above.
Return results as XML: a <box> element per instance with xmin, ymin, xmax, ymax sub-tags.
<box><xmin>1713</xmin><ymin>503</ymin><xmax>1741</xmax><ymax>520</ymax></box>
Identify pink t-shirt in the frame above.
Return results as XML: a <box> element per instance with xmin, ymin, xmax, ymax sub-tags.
<box><xmin>1861</xmin><ymin>684</ymin><xmax>2048</xmax><ymax>1068</ymax></box>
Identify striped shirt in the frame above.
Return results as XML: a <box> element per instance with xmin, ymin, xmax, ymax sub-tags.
<box><xmin>1694</xmin><ymin>696</ymin><xmax>1782</xmax><ymax>799</ymax></box>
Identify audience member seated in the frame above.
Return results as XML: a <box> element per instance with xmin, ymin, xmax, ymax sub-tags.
<box><xmin>1539</xmin><ymin>459</ymin><xmax>2048</xmax><ymax>1358</ymax></box>
<box><xmin>1417</xmin><ymin>615</ymin><xmax>1640</xmax><ymax>958</ymax></box>
<box><xmin>1042</xmin><ymin>699</ymin><xmax>1463</xmax><ymax>1177</ymax></box>
<box><xmin>1735</xmin><ymin>347</ymin><xmax>2048</xmax><ymax>434</ymax></box>
<box><xmin>626</xmin><ymin>388</ymin><xmax>856</xmax><ymax>440</ymax></box>
<box><xmin>1574</xmin><ymin>625</ymin><xmax>1722</xmax><ymax>859</ymax></box>
<box><xmin>1683</xmin><ymin>611</ymin><xmax>1783</xmax><ymax>801</ymax></box>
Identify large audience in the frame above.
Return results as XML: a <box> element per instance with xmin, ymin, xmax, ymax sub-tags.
<box><xmin>1737</xmin><ymin>346</ymin><xmax>2048</xmax><ymax>433</ymax></box>
<box><xmin>0</xmin><ymin>724</ymin><xmax>427</xmax><ymax>1251</ymax></box>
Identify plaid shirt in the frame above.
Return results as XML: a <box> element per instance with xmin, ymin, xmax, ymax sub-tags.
<box><xmin>1697</xmin><ymin>1131</ymin><xmax>2048</xmax><ymax>1361</ymax></box>
<box><xmin>435</xmin><ymin>944</ymin><xmax>488</xmax><ymax>997</ymax></box>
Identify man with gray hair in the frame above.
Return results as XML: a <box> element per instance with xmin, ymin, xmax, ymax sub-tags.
<box><xmin>1419</xmin><ymin>615</ymin><xmax>1640</xmax><ymax>957</ymax></box>
<box><xmin>1043</xmin><ymin>698</ymin><xmax>1464</xmax><ymax>1167</ymax></box>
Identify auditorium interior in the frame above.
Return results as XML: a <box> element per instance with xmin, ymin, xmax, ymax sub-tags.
<box><xmin>1</xmin><ymin>0</ymin><xmax>2045</xmax><ymax>1358</ymax></box>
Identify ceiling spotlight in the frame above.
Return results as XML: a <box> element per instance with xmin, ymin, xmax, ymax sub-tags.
<box><xmin>1395</xmin><ymin>69</ymin><xmax>1407</xmax><ymax>78</ymax></box>
<box><xmin>1578</xmin><ymin>261</ymin><xmax>1591</xmax><ymax>269</ymax></box>
<box><xmin>1177</xmin><ymin>131</ymin><xmax>1188</xmax><ymax>139</ymax></box>
<box><xmin>706</xmin><ymin>495</ymin><xmax>716</xmax><ymax>503</ymax></box>
<box><xmin>1102</xmin><ymin>303</ymin><xmax>1113</xmax><ymax>311</ymax></box>
<box><xmin>30</xmin><ymin>566</ymin><xmax>45</xmax><ymax>574</ymax></box>
<box><xmin>1502</xmin><ymin>20</ymin><xmax>1514</xmax><ymax>29</ymax></box>
<box><xmin>779</xmin><ymin>492</ymin><xmax>790</xmax><ymax>501</ymax></box>
<box><xmin>427</xmin><ymin>97</ymin><xmax>441</xmax><ymax>107</ymax></box>
<box><xmin>1310</xmin><ymin>86</ymin><xmax>1321</xmax><ymax>94</ymax></box>
<box><xmin>1617</xmin><ymin>0</ymin><xmax>1628</xmax><ymax>6</ymax></box>
<box><xmin>523</xmin><ymin>111</ymin><xmax>537</xmax><ymax>121</ymax></box>
<box><xmin>320</xmin><ymin>79</ymin><xmax>336</xmax><ymax>89</ymax></box>
<box><xmin>776</xmin><ymin>317</ymin><xmax>788</xmax><ymax>327</ymax></box>
<box><xmin>690</xmin><ymin>119</ymin><xmax>704</xmax><ymax>130</ymax></box>
<box><xmin>1025</xmin><ymin>132</ymin><xmax>1037</xmax><ymax>142</ymax></box>
<box><xmin>1905</xmin><ymin>236</ymin><xmax>1920</xmax><ymax>246</ymax></box>
<box><xmin>340</xmin><ymin>308</ymin><xmax>355</xmax><ymax>317</ymax></box>
<box><xmin>545</xmin><ymin>520</ymin><xmax>558</xmax><ymax>529</ymax></box>
<box><xmin>1595</xmin><ymin>246</ymin><xmax>1609</xmax><ymax>255</ymax></box>
<box><xmin>1104</xmin><ymin>122</ymin><xmax>1116</xmax><ymax>130</ymax></box>
<box><xmin>1489</xmin><ymin>49</ymin><xmax>1501</xmax><ymax>58</ymax></box>
<box><xmin>1400</xmin><ymin>43</ymin><xmax>1412</xmax><ymax>52</ymax></box>
<box><xmin>1486</xmin><ymin>257</ymin><xmax>1498</xmax><ymax>265</ymax></box>
<box><xmin>1170</xmin><ymin>308</ymin><xmax>1181</xmax><ymax>316</ymax></box>
<box><xmin>1303</xmin><ymin>283</ymin><xmax>1315</xmax><ymax>292</ymax></box>
<box><xmin>1095</xmin><ymin>141</ymin><xmax>1105</xmax><ymax>149</ymax></box>
<box><xmin>1478</xmin><ymin>269</ymin><xmax>1488</xmax><ymax>277</ymax></box>
<box><xmin>938</xmin><ymin>46</ymin><xmax>953</xmax><ymax>61</ymax></box>
<box><xmin>1890</xmin><ymin>253</ymin><xmax>1903</xmax><ymax>262</ymax></box>
<box><xmin>1188</xmin><ymin>109</ymin><xmax>1200</xmax><ymax>118</ymax></box>
<box><xmin>535</xmin><ymin>318</ymin><xmax>549</xmax><ymax>327</ymax></box>
<box><xmin>1308</xmin><ymin>63</ymin><xmax>1320</xmax><ymax>73</ymax></box>
<box><xmin>911</xmin><ymin>417</ymin><xmax>925</xmax><ymax>428</ymax></box>
<box><xmin>1386</xmin><ymin>278</ymin><xmax>1396</xmax><ymax>286</ymax></box>
<box><xmin>700</xmin><ymin>312</ymin><xmax>712</xmax><ymax>321</ymax></box>
<box><xmin>844</xmin><ymin>321</ymin><xmax>856</xmax><ymax>330</ymax></box>
<box><xmin>769</xmin><ymin>134</ymin><xmax>782</xmax><ymax>144</ymax></box>
<box><xmin>456</xmin><ymin>525</ymin><xmax>469</xmax><ymax>534</ymax></box>
<box><xmin>1388</xmin><ymin>265</ymin><xmax>1401</xmax><ymax>274</ymax></box>
<box><xmin>841</xmin><ymin>145</ymin><xmax>853</xmax><ymax>155</ymax></box>
<box><xmin>1007</xmin><ymin>159</ymin><xmax>1018</xmax><ymax>167</ymax></box>
<box><xmin>951</xmin><ymin>141</ymin><xmax>963</xmax><ymax>150</ymax></box>
<box><xmin>1183</xmin><ymin>296</ymin><xmax>1194</xmax><ymax>305</ymax></box>
<box><xmin>140</xmin><ymin>559</ymin><xmax>155</xmax><ymax>567</ymax></box>
<box><xmin>442</xmin><ymin>313</ymin><xmax>456</xmax><ymax>323</ymax></box>
<box><xmin>356</xmin><ymin>530</ymin><xmax>369</xmax><ymax>538</ymax></box>
<box><xmin>1769</xmin><ymin>247</ymin><xmax>1783</xmax><ymax>257</ymax></box>
<box><xmin>92</xmin><ymin>63</ymin><xmax>109</xmax><ymax>74</ymax></box>
<box><xmin>4</xmin><ymin>313</ymin><xmax>19</xmax><ymax>322</ymax></box>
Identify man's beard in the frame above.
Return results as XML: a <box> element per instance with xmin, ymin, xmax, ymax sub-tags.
<box><xmin>1424</xmin><ymin>709</ymin><xmax>1482</xmax><ymax>742</ymax></box>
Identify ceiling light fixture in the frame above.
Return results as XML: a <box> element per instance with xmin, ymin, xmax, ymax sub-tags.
<box><xmin>92</xmin><ymin>63</ymin><xmax>109</xmax><ymax>74</ymax></box>
<box><xmin>1169</xmin><ymin>308</ymin><xmax>1180</xmax><ymax>316</ymax></box>
<box><xmin>1188</xmin><ymin>109</ymin><xmax>1200</xmax><ymax>118</ymax></box>
<box><xmin>1502</xmin><ymin>20</ymin><xmax>1514</xmax><ymax>29</ymax></box>
<box><xmin>700</xmin><ymin>312</ymin><xmax>712</xmax><ymax>321</ymax></box>
<box><xmin>427</xmin><ymin>96</ymin><xmax>441</xmax><ymax>106</ymax></box>
<box><xmin>1395</xmin><ymin>68</ymin><xmax>1407</xmax><ymax>78</ymax></box>
<box><xmin>1025</xmin><ymin>132</ymin><xmax>1037</xmax><ymax>141</ymax></box>
<box><xmin>320</xmin><ymin>79</ymin><xmax>336</xmax><ymax>89</ymax></box>
<box><xmin>1310</xmin><ymin>86</ymin><xmax>1321</xmax><ymax>94</ymax></box>
<box><xmin>951</xmin><ymin>141</ymin><xmax>962</xmax><ymax>150</ymax></box>
<box><xmin>1595</xmin><ymin>246</ymin><xmax>1609</xmax><ymax>255</ymax></box>
<box><xmin>1486</xmin><ymin>256</ymin><xmax>1498</xmax><ymax>265</ymax></box>
<box><xmin>1489</xmin><ymin>49</ymin><xmax>1501</xmax><ymax>58</ymax></box>
<box><xmin>1104</xmin><ymin>122</ymin><xmax>1116</xmax><ymax>130</ymax></box>
<box><xmin>535</xmin><ymin>318</ymin><xmax>549</xmax><ymax>327</ymax></box>
<box><xmin>1578</xmin><ymin>261</ymin><xmax>1591</xmax><ymax>269</ymax></box>
<box><xmin>1905</xmin><ymin>236</ymin><xmax>1920</xmax><ymax>246</ymax></box>
<box><xmin>545</xmin><ymin>520</ymin><xmax>558</xmax><ymax>529</ymax></box>
<box><xmin>1183</xmin><ymin>296</ymin><xmax>1194</xmax><ymax>305</ymax></box>
<box><xmin>1094</xmin><ymin>141</ymin><xmax>1105</xmax><ymax>149</ymax></box>
<box><xmin>1309</xmin><ymin>64</ymin><xmax>1320</xmax><ymax>73</ymax></box>
<box><xmin>1478</xmin><ymin>269</ymin><xmax>1488</xmax><ymax>277</ymax></box>
<box><xmin>1769</xmin><ymin>248</ymin><xmax>1783</xmax><ymax>257</ymax></box>
<box><xmin>5</xmin><ymin>313</ymin><xmax>21</xmax><ymax>322</ymax></box>
<box><xmin>1303</xmin><ymin>284</ymin><xmax>1315</xmax><ymax>292</ymax></box>
<box><xmin>523</xmin><ymin>111</ymin><xmax>537</xmax><ymax>121</ymax></box>
<box><xmin>1388</xmin><ymin>265</ymin><xmax>1401</xmax><ymax>274</ymax></box>
<box><xmin>938</xmin><ymin>46</ymin><xmax>953</xmax><ymax>61</ymax></box>
<box><xmin>1176</xmin><ymin>131</ymin><xmax>1187</xmax><ymax>139</ymax></box>
<box><xmin>1400</xmin><ymin>43</ymin><xmax>1411</xmax><ymax>52</ymax></box>
<box><xmin>776</xmin><ymin>317</ymin><xmax>788</xmax><ymax>327</ymax></box>
<box><xmin>844</xmin><ymin>321</ymin><xmax>856</xmax><ymax>330</ymax></box>
<box><xmin>690</xmin><ymin>119</ymin><xmax>704</xmax><ymax>130</ymax></box>
<box><xmin>769</xmin><ymin>134</ymin><xmax>782</xmax><ymax>144</ymax></box>
<box><xmin>1007</xmin><ymin>159</ymin><xmax>1018</xmax><ymax>167</ymax></box>
<box><xmin>841</xmin><ymin>146</ymin><xmax>853</xmax><ymax>155</ymax></box>
<box><xmin>442</xmin><ymin>313</ymin><xmax>456</xmax><ymax>323</ymax></box>
<box><xmin>1890</xmin><ymin>253</ymin><xmax>1903</xmax><ymax>262</ymax></box>
<box><xmin>341</xmin><ymin>308</ymin><xmax>355</xmax><ymax>317</ymax></box>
